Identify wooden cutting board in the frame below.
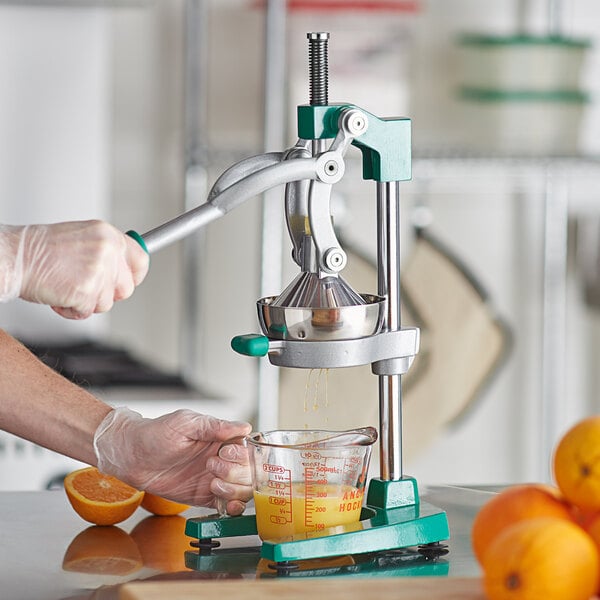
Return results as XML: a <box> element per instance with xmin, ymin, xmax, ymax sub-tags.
<box><xmin>120</xmin><ymin>577</ymin><xmax>485</xmax><ymax>600</ymax></box>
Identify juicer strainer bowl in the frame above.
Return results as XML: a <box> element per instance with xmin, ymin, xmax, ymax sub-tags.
<box><xmin>257</xmin><ymin>294</ymin><xmax>385</xmax><ymax>341</ymax></box>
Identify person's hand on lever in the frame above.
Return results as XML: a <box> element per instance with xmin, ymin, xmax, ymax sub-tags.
<box><xmin>0</xmin><ymin>220</ymin><xmax>149</xmax><ymax>319</ymax></box>
<box><xmin>93</xmin><ymin>407</ymin><xmax>253</xmax><ymax>516</ymax></box>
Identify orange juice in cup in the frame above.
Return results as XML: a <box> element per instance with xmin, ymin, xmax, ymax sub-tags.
<box><xmin>246</xmin><ymin>428</ymin><xmax>377</xmax><ymax>541</ymax></box>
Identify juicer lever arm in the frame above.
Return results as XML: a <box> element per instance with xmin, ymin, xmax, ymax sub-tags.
<box><xmin>207</xmin><ymin>152</ymin><xmax>283</xmax><ymax>202</ymax></box>
<box><xmin>128</xmin><ymin>108</ymin><xmax>365</xmax><ymax>255</ymax></box>
<box><xmin>306</xmin><ymin>108</ymin><xmax>367</xmax><ymax>274</ymax></box>
<box><xmin>284</xmin><ymin>141</ymin><xmax>313</xmax><ymax>267</ymax></box>
<box><xmin>135</xmin><ymin>155</ymin><xmax>323</xmax><ymax>254</ymax></box>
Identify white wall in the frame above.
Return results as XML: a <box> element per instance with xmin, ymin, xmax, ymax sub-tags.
<box><xmin>107</xmin><ymin>1</ymin><xmax>265</xmax><ymax>424</ymax></box>
<box><xmin>3</xmin><ymin>0</ymin><xmax>600</xmax><ymax>489</ymax></box>
<box><xmin>0</xmin><ymin>5</ymin><xmax>111</xmax><ymax>342</ymax></box>
<box><xmin>387</xmin><ymin>0</ymin><xmax>600</xmax><ymax>485</ymax></box>
<box><xmin>106</xmin><ymin>2</ymin><xmax>186</xmax><ymax>375</ymax></box>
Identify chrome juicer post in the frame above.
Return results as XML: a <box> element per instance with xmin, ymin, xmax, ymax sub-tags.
<box><xmin>377</xmin><ymin>180</ymin><xmax>403</xmax><ymax>481</ymax></box>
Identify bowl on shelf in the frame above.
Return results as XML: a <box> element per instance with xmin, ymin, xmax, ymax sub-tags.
<box><xmin>457</xmin><ymin>34</ymin><xmax>591</xmax><ymax>92</ymax></box>
<box><xmin>458</xmin><ymin>87</ymin><xmax>588</xmax><ymax>156</ymax></box>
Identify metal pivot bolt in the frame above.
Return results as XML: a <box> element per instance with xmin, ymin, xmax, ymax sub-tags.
<box><xmin>324</xmin><ymin>248</ymin><xmax>347</xmax><ymax>271</ymax></box>
<box><xmin>324</xmin><ymin>160</ymin><xmax>338</xmax><ymax>176</ymax></box>
<box><xmin>307</xmin><ymin>32</ymin><xmax>329</xmax><ymax>106</ymax></box>
<box><xmin>341</xmin><ymin>109</ymin><xmax>368</xmax><ymax>137</ymax></box>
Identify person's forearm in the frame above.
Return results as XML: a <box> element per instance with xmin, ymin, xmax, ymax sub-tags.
<box><xmin>0</xmin><ymin>329</ymin><xmax>112</xmax><ymax>465</ymax></box>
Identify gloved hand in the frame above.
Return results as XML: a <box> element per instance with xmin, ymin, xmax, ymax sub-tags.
<box><xmin>0</xmin><ymin>220</ymin><xmax>149</xmax><ymax>319</ymax></box>
<box><xmin>94</xmin><ymin>407</ymin><xmax>253</xmax><ymax>516</ymax></box>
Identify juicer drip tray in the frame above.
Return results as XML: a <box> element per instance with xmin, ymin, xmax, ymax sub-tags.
<box><xmin>23</xmin><ymin>339</ymin><xmax>189</xmax><ymax>389</ymax></box>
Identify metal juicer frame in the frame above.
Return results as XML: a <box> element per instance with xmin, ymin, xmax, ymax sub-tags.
<box><xmin>140</xmin><ymin>100</ymin><xmax>417</xmax><ymax>483</ymax></box>
<box><xmin>130</xmin><ymin>32</ymin><xmax>449</xmax><ymax>567</ymax></box>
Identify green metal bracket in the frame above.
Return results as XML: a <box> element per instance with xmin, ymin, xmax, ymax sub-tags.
<box><xmin>185</xmin><ymin>478</ymin><xmax>449</xmax><ymax>565</ymax></box>
<box><xmin>297</xmin><ymin>103</ymin><xmax>411</xmax><ymax>183</ymax></box>
<box><xmin>185</xmin><ymin>512</ymin><xmax>258</xmax><ymax>540</ymax></box>
<box><xmin>259</xmin><ymin>500</ymin><xmax>449</xmax><ymax>563</ymax></box>
<box><xmin>367</xmin><ymin>477</ymin><xmax>420</xmax><ymax>509</ymax></box>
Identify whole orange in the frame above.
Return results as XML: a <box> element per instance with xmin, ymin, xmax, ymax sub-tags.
<box><xmin>141</xmin><ymin>492</ymin><xmax>190</xmax><ymax>516</ymax></box>
<box><xmin>582</xmin><ymin>511</ymin><xmax>600</xmax><ymax>594</ymax></box>
<box><xmin>130</xmin><ymin>515</ymin><xmax>192</xmax><ymax>572</ymax></box>
<box><xmin>471</xmin><ymin>483</ymin><xmax>573</xmax><ymax>564</ymax></box>
<box><xmin>553</xmin><ymin>416</ymin><xmax>600</xmax><ymax>511</ymax></box>
<box><xmin>64</xmin><ymin>467</ymin><xmax>144</xmax><ymax>526</ymax></box>
<box><xmin>482</xmin><ymin>517</ymin><xmax>599</xmax><ymax>600</ymax></box>
<box><xmin>584</xmin><ymin>511</ymin><xmax>600</xmax><ymax>551</ymax></box>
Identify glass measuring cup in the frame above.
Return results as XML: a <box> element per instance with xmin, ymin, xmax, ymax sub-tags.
<box><xmin>246</xmin><ymin>427</ymin><xmax>377</xmax><ymax>541</ymax></box>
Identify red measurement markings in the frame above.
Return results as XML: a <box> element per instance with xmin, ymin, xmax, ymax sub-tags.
<box><xmin>264</xmin><ymin>464</ymin><xmax>292</xmax><ymax>525</ymax></box>
<box><xmin>304</xmin><ymin>466</ymin><xmax>317</xmax><ymax>530</ymax></box>
<box><xmin>341</xmin><ymin>454</ymin><xmax>361</xmax><ymax>486</ymax></box>
<box><xmin>304</xmin><ymin>464</ymin><xmax>329</xmax><ymax>531</ymax></box>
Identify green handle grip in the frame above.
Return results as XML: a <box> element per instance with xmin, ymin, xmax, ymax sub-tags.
<box><xmin>126</xmin><ymin>230</ymin><xmax>149</xmax><ymax>255</ymax></box>
<box><xmin>231</xmin><ymin>334</ymin><xmax>270</xmax><ymax>357</ymax></box>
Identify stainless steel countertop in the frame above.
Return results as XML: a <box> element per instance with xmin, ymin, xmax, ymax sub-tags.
<box><xmin>0</xmin><ymin>484</ymin><xmax>495</xmax><ymax>600</ymax></box>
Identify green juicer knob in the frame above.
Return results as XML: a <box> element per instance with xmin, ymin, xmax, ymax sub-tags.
<box><xmin>231</xmin><ymin>334</ymin><xmax>270</xmax><ymax>357</ymax></box>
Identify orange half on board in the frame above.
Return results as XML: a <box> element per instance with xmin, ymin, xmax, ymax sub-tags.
<box><xmin>64</xmin><ymin>467</ymin><xmax>144</xmax><ymax>526</ymax></box>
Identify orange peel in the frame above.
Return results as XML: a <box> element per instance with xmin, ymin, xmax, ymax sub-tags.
<box><xmin>141</xmin><ymin>492</ymin><xmax>190</xmax><ymax>516</ymax></box>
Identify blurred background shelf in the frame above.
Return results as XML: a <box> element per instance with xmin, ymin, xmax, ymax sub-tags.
<box><xmin>2</xmin><ymin>0</ymin><xmax>600</xmax><ymax>492</ymax></box>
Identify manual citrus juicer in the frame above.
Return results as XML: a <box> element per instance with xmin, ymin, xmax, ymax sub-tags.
<box><xmin>127</xmin><ymin>32</ymin><xmax>449</xmax><ymax>569</ymax></box>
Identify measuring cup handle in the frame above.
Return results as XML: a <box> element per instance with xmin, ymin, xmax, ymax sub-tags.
<box><xmin>215</xmin><ymin>435</ymin><xmax>248</xmax><ymax>518</ymax></box>
<box><xmin>216</xmin><ymin>497</ymin><xmax>228</xmax><ymax>518</ymax></box>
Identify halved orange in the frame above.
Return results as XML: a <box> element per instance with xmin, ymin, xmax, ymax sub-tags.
<box><xmin>62</xmin><ymin>525</ymin><xmax>143</xmax><ymax>575</ymax></box>
<box><xmin>141</xmin><ymin>492</ymin><xmax>190</xmax><ymax>516</ymax></box>
<box><xmin>64</xmin><ymin>467</ymin><xmax>144</xmax><ymax>526</ymax></box>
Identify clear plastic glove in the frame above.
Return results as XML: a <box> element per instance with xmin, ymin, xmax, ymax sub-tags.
<box><xmin>94</xmin><ymin>407</ymin><xmax>253</xmax><ymax>516</ymax></box>
<box><xmin>0</xmin><ymin>220</ymin><xmax>149</xmax><ymax>319</ymax></box>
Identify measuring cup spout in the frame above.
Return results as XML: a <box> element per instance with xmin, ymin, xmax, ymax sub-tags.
<box><xmin>247</xmin><ymin>427</ymin><xmax>377</xmax><ymax>450</ymax></box>
<box><xmin>291</xmin><ymin>427</ymin><xmax>378</xmax><ymax>449</ymax></box>
<box><xmin>312</xmin><ymin>426</ymin><xmax>378</xmax><ymax>448</ymax></box>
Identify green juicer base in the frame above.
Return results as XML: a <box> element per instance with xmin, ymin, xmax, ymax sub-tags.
<box><xmin>185</xmin><ymin>477</ymin><xmax>450</xmax><ymax>566</ymax></box>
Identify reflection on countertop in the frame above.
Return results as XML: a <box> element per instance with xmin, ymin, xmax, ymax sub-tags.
<box><xmin>0</xmin><ymin>485</ymin><xmax>494</xmax><ymax>600</ymax></box>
